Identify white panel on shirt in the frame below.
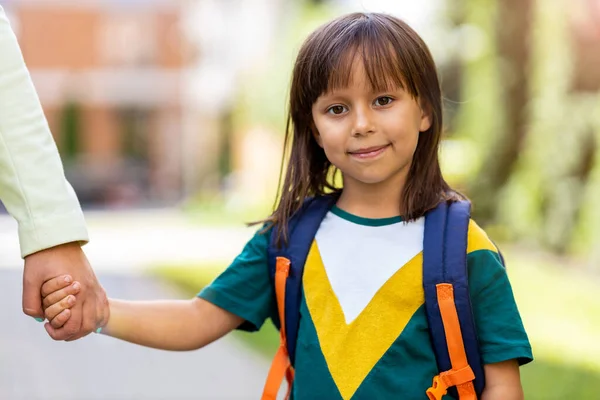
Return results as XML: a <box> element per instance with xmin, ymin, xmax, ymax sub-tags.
<box><xmin>315</xmin><ymin>212</ymin><xmax>424</xmax><ymax>324</ymax></box>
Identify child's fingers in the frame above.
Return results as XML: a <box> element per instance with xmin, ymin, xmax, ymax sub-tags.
<box><xmin>42</xmin><ymin>281</ymin><xmax>81</xmax><ymax>309</ymax></box>
<box><xmin>44</xmin><ymin>295</ymin><xmax>76</xmax><ymax>322</ymax></box>
<box><xmin>41</xmin><ymin>275</ymin><xmax>74</xmax><ymax>298</ymax></box>
<box><xmin>48</xmin><ymin>308</ymin><xmax>71</xmax><ymax>329</ymax></box>
<box><xmin>44</xmin><ymin>308</ymin><xmax>73</xmax><ymax>338</ymax></box>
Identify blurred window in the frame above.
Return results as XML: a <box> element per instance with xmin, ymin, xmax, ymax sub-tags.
<box><xmin>118</xmin><ymin>107</ymin><xmax>150</xmax><ymax>161</ymax></box>
<box><xmin>100</xmin><ymin>14</ymin><xmax>157</xmax><ymax>66</ymax></box>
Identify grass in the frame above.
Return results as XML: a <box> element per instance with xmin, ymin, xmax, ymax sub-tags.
<box><xmin>182</xmin><ymin>195</ymin><xmax>274</xmax><ymax>227</ymax></box>
<box><xmin>151</xmin><ymin>247</ymin><xmax>600</xmax><ymax>399</ymax></box>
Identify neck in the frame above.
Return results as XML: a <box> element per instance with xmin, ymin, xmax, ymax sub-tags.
<box><xmin>336</xmin><ymin>172</ymin><xmax>407</xmax><ymax>219</ymax></box>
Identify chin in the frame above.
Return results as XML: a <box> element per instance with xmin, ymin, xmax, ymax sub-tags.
<box><xmin>349</xmin><ymin>173</ymin><xmax>391</xmax><ymax>185</ymax></box>
<box><xmin>345</xmin><ymin>166</ymin><xmax>409</xmax><ymax>187</ymax></box>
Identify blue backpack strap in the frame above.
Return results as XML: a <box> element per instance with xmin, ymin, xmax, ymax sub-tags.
<box><xmin>267</xmin><ymin>194</ymin><xmax>337</xmax><ymax>365</ymax></box>
<box><xmin>423</xmin><ymin>200</ymin><xmax>485</xmax><ymax>399</ymax></box>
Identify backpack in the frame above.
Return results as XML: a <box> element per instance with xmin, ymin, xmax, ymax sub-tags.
<box><xmin>261</xmin><ymin>194</ymin><xmax>496</xmax><ymax>400</ymax></box>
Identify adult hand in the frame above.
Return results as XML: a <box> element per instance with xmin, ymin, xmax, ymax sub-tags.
<box><xmin>22</xmin><ymin>242</ymin><xmax>109</xmax><ymax>340</ymax></box>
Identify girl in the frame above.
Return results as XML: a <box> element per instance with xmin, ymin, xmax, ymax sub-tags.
<box><xmin>41</xmin><ymin>12</ymin><xmax>532</xmax><ymax>399</ymax></box>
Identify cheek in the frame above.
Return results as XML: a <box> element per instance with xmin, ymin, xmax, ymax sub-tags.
<box><xmin>314</xmin><ymin>120</ymin><xmax>347</xmax><ymax>153</ymax></box>
<box><xmin>405</xmin><ymin>132</ymin><xmax>420</xmax><ymax>156</ymax></box>
<box><xmin>389</xmin><ymin>124</ymin><xmax>420</xmax><ymax>158</ymax></box>
<box><xmin>318</xmin><ymin>135</ymin><xmax>349</xmax><ymax>172</ymax></box>
<box><xmin>320</xmin><ymin>138</ymin><xmax>346</xmax><ymax>165</ymax></box>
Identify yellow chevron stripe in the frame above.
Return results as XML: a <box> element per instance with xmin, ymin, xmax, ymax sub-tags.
<box><xmin>303</xmin><ymin>241</ymin><xmax>424</xmax><ymax>400</ymax></box>
<box><xmin>467</xmin><ymin>219</ymin><xmax>498</xmax><ymax>254</ymax></box>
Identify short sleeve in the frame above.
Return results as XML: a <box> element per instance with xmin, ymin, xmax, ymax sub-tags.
<box><xmin>466</xmin><ymin>219</ymin><xmax>533</xmax><ymax>366</ymax></box>
<box><xmin>198</xmin><ymin>226</ymin><xmax>275</xmax><ymax>332</ymax></box>
<box><xmin>468</xmin><ymin>249</ymin><xmax>533</xmax><ymax>366</ymax></box>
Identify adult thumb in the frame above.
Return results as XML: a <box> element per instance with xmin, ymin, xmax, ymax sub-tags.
<box><xmin>22</xmin><ymin>266</ymin><xmax>44</xmax><ymax>320</ymax></box>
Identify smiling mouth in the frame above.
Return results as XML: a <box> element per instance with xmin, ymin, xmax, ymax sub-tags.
<box><xmin>347</xmin><ymin>144</ymin><xmax>390</xmax><ymax>159</ymax></box>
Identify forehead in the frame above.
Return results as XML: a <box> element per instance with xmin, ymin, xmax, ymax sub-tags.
<box><xmin>322</xmin><ymin>44</ymin><xmax>409</xmax><ymax>96</ymax></box>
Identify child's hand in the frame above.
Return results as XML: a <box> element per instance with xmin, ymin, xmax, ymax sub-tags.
<box><xmin>41</xmin><ymin>275</ymin><xmax>82</xmax><ymax>329</ymax></box>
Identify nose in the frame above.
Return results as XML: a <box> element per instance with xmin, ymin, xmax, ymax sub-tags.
<box><xmin>352</xmin><ymin>103</ymin><xmax>375</xmax><ymax>137</ymax></box>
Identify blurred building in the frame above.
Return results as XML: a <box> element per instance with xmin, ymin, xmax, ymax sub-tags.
<box><xmin>3</xmin><ymin>0</ymin><xmax>286</xmax><ymax>208</ymax></box>
<box><xmin>3</xmin><ymin>0</ymin><xmax>191</xmax><ymax>206</ymax></box>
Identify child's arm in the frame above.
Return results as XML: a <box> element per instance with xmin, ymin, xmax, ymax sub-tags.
<box><xmin>481</xmin><ymin>360</ymin><xmax>524</xmax><ymax>400</ymax></box>
<box><xmin>42</xmin><ymin>277</ymin><xmax>244</xmax><ymax>351</ymax></box>
<box><xmin>104</xmin><ymin>297</ymin><xmax>243</xmax><ymax>351</ymax></box>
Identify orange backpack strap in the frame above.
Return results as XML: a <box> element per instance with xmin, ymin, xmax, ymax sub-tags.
<box><xmin>261</xmin><ymin>257</ymin><xmax>294</xmax><ymax>400</ymax></box>
<box><xmin>426</xmin><ymin>284</ymin><xmax>477</xmax><ymax>400</ymax></box>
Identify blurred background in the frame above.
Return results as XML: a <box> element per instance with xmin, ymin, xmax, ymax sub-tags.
<box><xmin>0</xmin><ymin>0</ymin><xmax>599</xmax><ymax>399</ymax></box>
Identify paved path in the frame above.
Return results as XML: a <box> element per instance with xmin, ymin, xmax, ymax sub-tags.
<box><xmin>0</xmin><ymin>269</ymin><xmax>270</xmax><ymax>400</ymax></box>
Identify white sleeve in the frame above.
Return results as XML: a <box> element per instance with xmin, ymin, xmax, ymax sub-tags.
<box><xmin>0</xmin><ymin>6</ymin><xmax>88</xmax><ymax>258</ymax></box>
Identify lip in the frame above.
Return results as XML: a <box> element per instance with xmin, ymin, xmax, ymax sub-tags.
<box><xmin>348</xmin><ymin>144</ymin><xmax>390</xmax><ymax>159</ymax></box>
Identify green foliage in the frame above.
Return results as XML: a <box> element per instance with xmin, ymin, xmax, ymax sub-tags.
<box><xmin>451</xmin><ymin>0</ymin><xmax>505</xmax><ymax>223</ymax></box>
<box><xmin>453</xmin><ymin>0</ymin><xmax>502</xmax><ymax>162</ymax></box>
<box><xmin>453</xmin><ymin>0</ymin><xmax>600</xmax><ymax>257</ymax></box>
<box><xmin>568</xmin><ymin>99</ymin><xmax>600</xmax><ymax>263</ymax></box>
<box><xmin>232</xmin><ymin>2</ymin><xmax>339</xmax><ymax>134</ymax></box>
<box><xmin>521</xmin><ymin>360</ymin><xmax>600</xmax><ymax>400</ymax></box>
<box><xmin>496</xmin><ymin>0</ymin><xmax>573</xmax><ymax>251</ymax></box>
<box><xmin>61</xmin><ymin>102</ymin><xmax>81</xmax><ymax>161</ymax></box>
<box><xmin>181</xmin><ymin>193</ymin><xmax>273</xmax><ymax>226</ymax></box>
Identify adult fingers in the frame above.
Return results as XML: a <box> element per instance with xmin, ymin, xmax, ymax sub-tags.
<box><xmin>22</xmin><ymin>265</ymin><xmax>44</xmax><ymax>319</ymax></box>
<box><xmin>66</xmin><ymin>295</ymin><xmax>96</xmax><ymax>341</ymax></box>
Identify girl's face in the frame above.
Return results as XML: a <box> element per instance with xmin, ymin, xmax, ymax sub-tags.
<box><xmin>311</xmin><ymin>60</ymin><xmax>431</xmax><ymax>190</ymax></box>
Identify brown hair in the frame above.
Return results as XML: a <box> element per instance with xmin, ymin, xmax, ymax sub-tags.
<box><xmin>259</xmin><ymin>12</ymin><xmax>463</xmax><ymax>244</ymax></box>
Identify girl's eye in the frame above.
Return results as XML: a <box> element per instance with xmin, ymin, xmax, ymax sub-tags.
<box><xmin>327</xmin><ymin>105</ymin><xmax>347</xmax><ymax>115</ymax></box>
<box><xmin>375</xmin><ymin>96</ymin><xmax>393</xmax><ymax>106</ymax></box>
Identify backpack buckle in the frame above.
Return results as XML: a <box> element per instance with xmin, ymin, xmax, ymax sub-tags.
<box><xmin>426</xmin><ymin>375</ymin><xmax>448</xmax><ymax>400</ymax></box>
<box><xmin>426</xmin><ymin>366</ymin><xmax>476</xmax><ymax>400</ymax></box>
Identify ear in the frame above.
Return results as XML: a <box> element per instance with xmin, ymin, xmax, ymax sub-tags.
<box><xmin>418</xmin><ymin>99</ymin><xmax>432</xmax><ymax>133</ymax></box>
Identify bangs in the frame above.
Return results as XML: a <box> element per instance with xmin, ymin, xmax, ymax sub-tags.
<box><xmin>327</xmin><ymin>41</ymin><xmax>408</xmax><ymax>95</ymax></box>
<box><xmin>299</xmin><ymin>13</ymin><xmax>424</xmax><ymax>107</ymax></box>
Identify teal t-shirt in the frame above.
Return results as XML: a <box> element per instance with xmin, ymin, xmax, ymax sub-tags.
<box><xmin>199</xmin><ymin>208</ymin><xmax>533</xmax><ymax>399</ymax></box>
